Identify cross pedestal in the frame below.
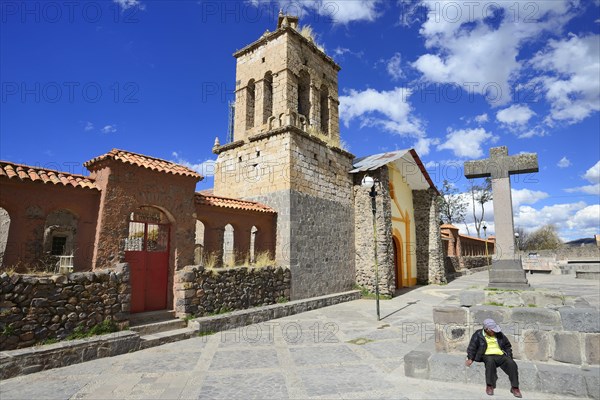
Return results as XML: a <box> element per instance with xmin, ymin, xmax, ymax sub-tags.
<box><xmin>464</xmin><ymin>146</ymin><xmax>539</xmax><ymax>289</ymax></box>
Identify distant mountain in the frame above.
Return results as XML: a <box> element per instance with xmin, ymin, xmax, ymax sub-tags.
<box><xmin>565</xmin><ymin>237</ymin><xmax>597</xmax><ymax>246</ymax></box>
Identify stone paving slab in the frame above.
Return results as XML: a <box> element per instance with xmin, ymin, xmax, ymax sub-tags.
<box><xmin>0</xmin><ymin>271</ymin><xmax>598</xmax><ymax>399</ymax></box>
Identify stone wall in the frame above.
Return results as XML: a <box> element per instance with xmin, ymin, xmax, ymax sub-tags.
<box><xmin>0</xmin><ymin>264</ymin><xmax>130</xmax><ymax>351</ymax></box>
<box><xmin>432</xmin><ymin>304</ymin><xmax>600</xmax><ymax>366</ymax></box>
<box><xmin>462</xmin><ymin>256</ymin><xmax>491</xmax><ymax>270</ymax></box>
<box><xmin>174</xmin><ymin>265</ymin><xmax>290</xmax><ymax>317</ymax></box>
<box><xmin>413</xmin><ymin>189</ymin><xmax>445</xmax><ymax>284</ymax></box>
<box><xmin>520</xmin><ymin>246</ymin><xmax>600</xmax><ymax>261</ymax></box>
<box><xmin>353</xmin><ymin>168</ymin><xmax>395</xmax><ymax>296</ymax></box>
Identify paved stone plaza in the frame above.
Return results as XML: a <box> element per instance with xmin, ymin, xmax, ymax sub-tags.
<box><xmin>1</xmin><ymin>271</ymin><xmax>598</xmax><ymax>399</ymax></box>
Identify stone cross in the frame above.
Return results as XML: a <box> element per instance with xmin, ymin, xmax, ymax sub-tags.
<box><xmin>464</xmin><ymin>146</ymin><xmax>538</xmax><ymax>289</ymax></box>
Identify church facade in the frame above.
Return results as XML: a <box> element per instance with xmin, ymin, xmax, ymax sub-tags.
<box><xmin>0</xmin><ymin>15</ymin><xmax>445</xmax><ymax>314</ymax></box>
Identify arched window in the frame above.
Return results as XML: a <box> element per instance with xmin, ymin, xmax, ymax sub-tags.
<box><xmin>250</xmin><ymin>226</ymin><xmax>258</xmax><ymax>263</ymax></box>
<box><xmin>0</xmin><ymin>207</ymin><xmax>10</xmax><ymax>266</ymax></box>
<box><xmin>320</xmin><ymin>84</ymin><xmax>329</xmax><ymax>134</ymax></box>
<box><xmin>246</xmin><ymin>79</ymin><xmax>256</xmax><ymax>129</ymax></box>
<box><xmin>263</xmin><ymin>72</ymin><xmax>273</xmax><ymax>124</ymax></box>
<box><xmin>194</xmin><ymin>220</ymin><xmax>205</xmax><ymax>265</ymax></box>
<box><xmin>43</xmin><ymin>209</ymin><xmax>78</xmax><ymax>256</ymax></box>
<box><xmin>298</xmin><ymin>70</ymin><xmax>310</xmax><ymax>119</ymax></box>
<box><xmin>223</xmin><ymin>224</ymin><xmax>234</xmax><ymax>266</ymax></box>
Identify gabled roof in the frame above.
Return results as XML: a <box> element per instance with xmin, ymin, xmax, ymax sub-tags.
<box><xmin>351</xmin><ymin>149</ymin><xmax>438</xmax><ymax>194</ymax></box>
<box><xmin>195</xmin><ymin>193</ymin><xmax>276</xmax><ymax>214</ymax></box>
<box><xmin>0</xmin><ymin>161</ymin><xmax>98</xmax><ymax>190</ymax></box>
<box><xmin>84</xmin><ymin>149</ymin><xmax>202</xmax><ymax>180</ymax></box>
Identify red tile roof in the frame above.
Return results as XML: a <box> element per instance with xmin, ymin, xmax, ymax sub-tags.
<box><xmin>84</xmin><ymin>149</ymin><xmax>202</xmax><ymax>179</ymax></box>
<box><xmin>0</xmin><ymin>161</ymin><xmax>98</xmax><ymax>190</ymax></box>
<box><xmin>195</xmin><ymin>193</ymin><xmax>276</xmax><ymax>214</ymax></box>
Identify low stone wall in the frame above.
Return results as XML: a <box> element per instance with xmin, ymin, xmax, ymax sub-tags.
<box><xmin>174</xmin><ymin>265</ymin><xmax>291</xmax><ymax>317</ymax></box>
<box><xmin>405</xmin><ymin>350</ymin><xmax>599</xmax><ymax>399</ymax></box>
<box><xmin>0</xmin><ymin>264</ymin><xmax>130</xmax><ymax>351</ymax></box>
<box><xmin>462</xmin><ymin>256</ymin><xmax>491</xmax><ymax>269</ymax></box>
<box><xmin>432</xmin><ymin>305</ymin><xmax>600</xmax><ymax>366</ymax></box>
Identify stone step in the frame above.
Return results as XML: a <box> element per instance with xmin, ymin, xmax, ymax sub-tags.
<box><xmin>139</xmin><ymin>327</ymin><xmax>196</xmax><ymax>350</ymax></box>
<box><xmin>404</xmin><ymin>351</ymin><xmax>599</xmax><ymax>399</ymax></box>
<box><xmin>129</xmin><ymin>310</ymin><xmax>176</xmax><ymax>326</ymax></box>
<box><xmin>129</xmin><ymin>318</ymin><xmax>187</xmax><ymax>336</ymax></box>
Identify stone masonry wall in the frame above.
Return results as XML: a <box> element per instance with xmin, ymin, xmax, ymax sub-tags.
<box><xmin>413</xmin><ymin>189</ymin><xmax>445</xmax><ymax>284</ymax></box>
<box><xmin>353</xmin><ymin>168</ymin><xmax>394</xmax><ymax>296</ymax></box>
<box><xmin>432</xmin><ymin>304</ymin><xmax>600</xmax><ymax>366</ymax></box>
<box><xmin>174</xmin><ymin>265</ymin><xmax>290</xmax><ymax>317</ymax></box>
<box><xmin>0</xmin><ymin>263</ymin><xmax>130</xmax><ymax>351</ymax></box>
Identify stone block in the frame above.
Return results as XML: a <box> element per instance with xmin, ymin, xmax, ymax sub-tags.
<box><xmin>432</xmin><ymin>306</ymin><xmax>467</xmax><ymax>325</ymax></box>
<box><xmin>585</xmin><ymin>333</ymin><xmax>600</xmax><ymax>365</ymax></box>
<box><xmin>510</xmin><ymin>308</ymin><xmax>562</xmax><ymax>331</ymax></box>
<box><xmin>522</xmin><ymin>291</ymin><xmax>565</xmax><ymax>308</ymax></box>
<box><xmin>521</xmin><ymin>330</ymin><xmax>549</xmax><ymax>361</ymax></box>
<box><xmin>559</xmin><ymin>307</ymin><xmax>600</xmax><ymax>333</ymax></box>
<box><xmin>459</xmin><ymin>290</ymin><xmax>485</xmax><ymax>307</ymax></box>
<box><xmin>537</xmin><ymin>363</ymin><xmax>588</xmax><ymax>397</ymax></box>
<box><xmin>403</xmin><ymin>350</ymin><xmax>431</xmax><ymax>379</ymax></box>
<box><xmin>470</xmin><ymin>305</ymin><xmax>510</xmax><ymax>327</ymax></box>
<box><xmin>552</xmin><ymin>332</ymin><xmax>582</xmax><ymax>365</ymax></box>
<box><xmin>486</xmin><ymin>291</ymin><xmax>525</xmax><ymax>307</ymax></box>
<box><xmin>428</xmin><ymin>353</ymin><xmax>466</xmax><ymax>383</ymax></box>
<box><xmin>582</xmin><ymin>366</ymin><xmax>600</xmax><ymax>400</ymax></box>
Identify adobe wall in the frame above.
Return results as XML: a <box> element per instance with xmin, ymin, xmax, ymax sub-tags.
<box><xmin>195</xmin><ymin>202</ymin><xmax>276</xmax><ymax>265</ymax></box>
<box><xmin>0</xmin><ymin>179</ymin><xmax>100</xmax><ymax>271</ymax></box>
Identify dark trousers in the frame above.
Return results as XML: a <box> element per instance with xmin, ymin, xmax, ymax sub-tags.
<box><xmin>482</xmin><ymin>355</ymin><xmax>519</xmax><ymax>388</ymax></box>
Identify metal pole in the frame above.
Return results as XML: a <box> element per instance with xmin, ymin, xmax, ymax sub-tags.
<box><xmin>370</xmin><ymin>185</ymin><xmax>380</xmax><ymax>321</ymax></box>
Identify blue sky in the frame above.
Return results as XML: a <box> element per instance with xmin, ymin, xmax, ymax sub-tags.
<box><xmin>1</xmin><ymin>0</ymin><xmax>599</xmax><ymax>241</ymax></box>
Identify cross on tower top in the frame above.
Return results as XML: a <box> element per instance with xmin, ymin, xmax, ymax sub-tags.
<box><xmin>464</xmin><ymin>146</ymin><xmax>539</xmax><ymax>180</ymax></box>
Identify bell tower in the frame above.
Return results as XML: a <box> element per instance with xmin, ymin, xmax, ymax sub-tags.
<box><xmin>213</xmin><ymin>14</ymin><xmax>354</xmax><ymax>300</ymax></box>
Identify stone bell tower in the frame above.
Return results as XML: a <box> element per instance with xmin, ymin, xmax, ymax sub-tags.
<box><xmin>213</xmin><ymin>13</ymin><xmax>355</xmax><ymax>300</ymax></box>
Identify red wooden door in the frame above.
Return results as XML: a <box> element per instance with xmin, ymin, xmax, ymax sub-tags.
<box><xmin>125</xmin><ymin>219</ymin><xmax>169</xmax><ymax>313</ymax></box>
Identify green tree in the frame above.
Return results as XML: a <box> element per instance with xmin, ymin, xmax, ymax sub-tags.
<box><xmin>437</xmin><ymin>180</ymin><xmax>467</xmax><ymax>225</ymax></box>
<box><xmin>522</xmin><ymin>224</ymin><xmax>562</xmax><ymax>250</ymax></box>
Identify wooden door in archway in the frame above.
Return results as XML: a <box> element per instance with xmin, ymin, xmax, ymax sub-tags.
<box><xmin>124</xmin><ymin>207</ymin><xmax>170</xmax><ymax>313</ymax></box>
<box><xmin>393</xmin><ymin>236</ymin><xmax>404</xmax><ymax>289</ymax></box>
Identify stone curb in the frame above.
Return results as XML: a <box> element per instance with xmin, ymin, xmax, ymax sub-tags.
<box><xmin>0</xmin><ymin>290</ymin><xmax>360</xmax><ymax>380</ymax></box>
<box><xmin>404</xmin><ymin>350</ymin><xmax>600</xmax><ymax>399</ymax></box>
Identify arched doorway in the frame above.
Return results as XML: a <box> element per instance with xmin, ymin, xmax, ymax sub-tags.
<box><xmin>393</xmin><ymin>234</ymin><xmax>404</xmax><ymax>289</ymax></box>
<box><xmin>124</xmin><ymin>206</ymin><xmax>170</xmax><ymax>313</ymax></box>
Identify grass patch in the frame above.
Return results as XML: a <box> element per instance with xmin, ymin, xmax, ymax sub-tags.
<box><xmin>276</xmin><ymin>296</ymin><xmax>289</xmax><ymax>304</ymax></box>
<box><xmin>484</xmin><ymin>288</ymin><xmax>522</xmax><ymax>292</ymax></box>
<box><xmin>484</xmin><ymin>301</ymin><xmax>504</xmax><ymax>307</ymax></box>
<box><xmin>1</xmin><ymin>325</ymin><xmax>15</xmax><ymax>336</ymax></box>
<box><xmin>198</xmin><ymin>330</ymin><xmax>216</xmax><ymax>337</ymax></box>
<box><xmin>181</xmin><ymin>314</ymin><xmax>196</xmax><ymax>323</ymax></box>
<box><xmin>66</xmin><ymin>320</ymin><xmax>118</xmax><ymax>340</ymax></box>
<box><xmin>347</xmin><ymin>337</ymin><xmax>374</xmax><ymax>345</ymax></box>
<box><xmin>528</xmin><ymin>304</ymin><xmax>537</xmax><ymax>307</ymax></box>
<box><xmin>208</xmin><ymin>307</ymin><xmax>232</xmax><ymax>316</ymax></box>
<box><xmin>355</xmin><ymin>285</ymin><xmax>392</xmax><ymax>300</ymax></box>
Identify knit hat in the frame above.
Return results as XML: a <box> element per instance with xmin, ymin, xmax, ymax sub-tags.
<box><xmin>483</xmin><ymin>318</ymin><xmax>501</xmax><ymax>333</ymax></box>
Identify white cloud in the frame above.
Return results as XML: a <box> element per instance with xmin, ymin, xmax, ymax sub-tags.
<box><xmin>511</xmin><ymin>188</ymin><xmax>549</xmax><ymax>208</ymax></box>
<box><xmin>413</xmin><ymin>0</ymin><xmax>577</xmax><ymax>105</ymax></box>
<box><xmin>517</xmin><ymin>126</ymin><xmax>547</xmax><ymax>139</ymax></box>
<box><xmin>171</xmin><ymin>152</ymin><xmax>216</xmax><ymax>177</ymax></box>
<box><xmin>583</xmin><ymin>160</ymin><xmax>600</xmax><ymax>183</ymax></box>
<box><xmin>437</xmin><ymin>128</ymin><xmax>497</xmax><ymax>158</ymax></box>
<box><xmin>530</xmin><ymin>34</ymin><xmax>600</xmax><ymax>124</ymax></box>
<box><xmin>515</xmin><ymin>201</ymin><xmax>587</xmax><ymax>232</ymax></box>
<box><xmin>339</xmin><ymin>87</ymin><xmax>424</xmax><ymax>137</ymax></box>
<box><xmin>113</xmin><ymin>0</ymin><xmax>145</xmax><ymax>11</ymax></box>
<box><xmin>249</xmin><ymin>0</ymin><xmax>381</xmax><ymax>24</ymax></box>
<box><xmin>101</xmin><ymin>125</ymin><xmax>117</xmax><ymax>134</ymax></box>
<box><xmin>557</xmin><ymin>156</ymin><xmax>571</xmax><ymax>168</ymax></box>
<box><xmin>565</xmin><ymin>160</ymin><xmax>600</xmax><ymax>195</ymax></box>
<box><xmin>386</xmin><ymin>53</ymin><xmax>403</xmax><ymax>81</ymax></box>
<box><xmin>474</xmin><ymin>113</ymin><xmax>488</xmax><ymax>124</ymax></box>
<box><xmin>496</xmin><ymin>104</ymin><xmax>536</xmax><ymax>125</ymax></box>
<box><xmin>84</xmin><ymin>122</ymin><xmax>94</xmax><ymax>132</ymax></box>
<box><xmin>567</xmin><ymin>204</ymin><xmax>600</xmax><ymax>231</ymax></box>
